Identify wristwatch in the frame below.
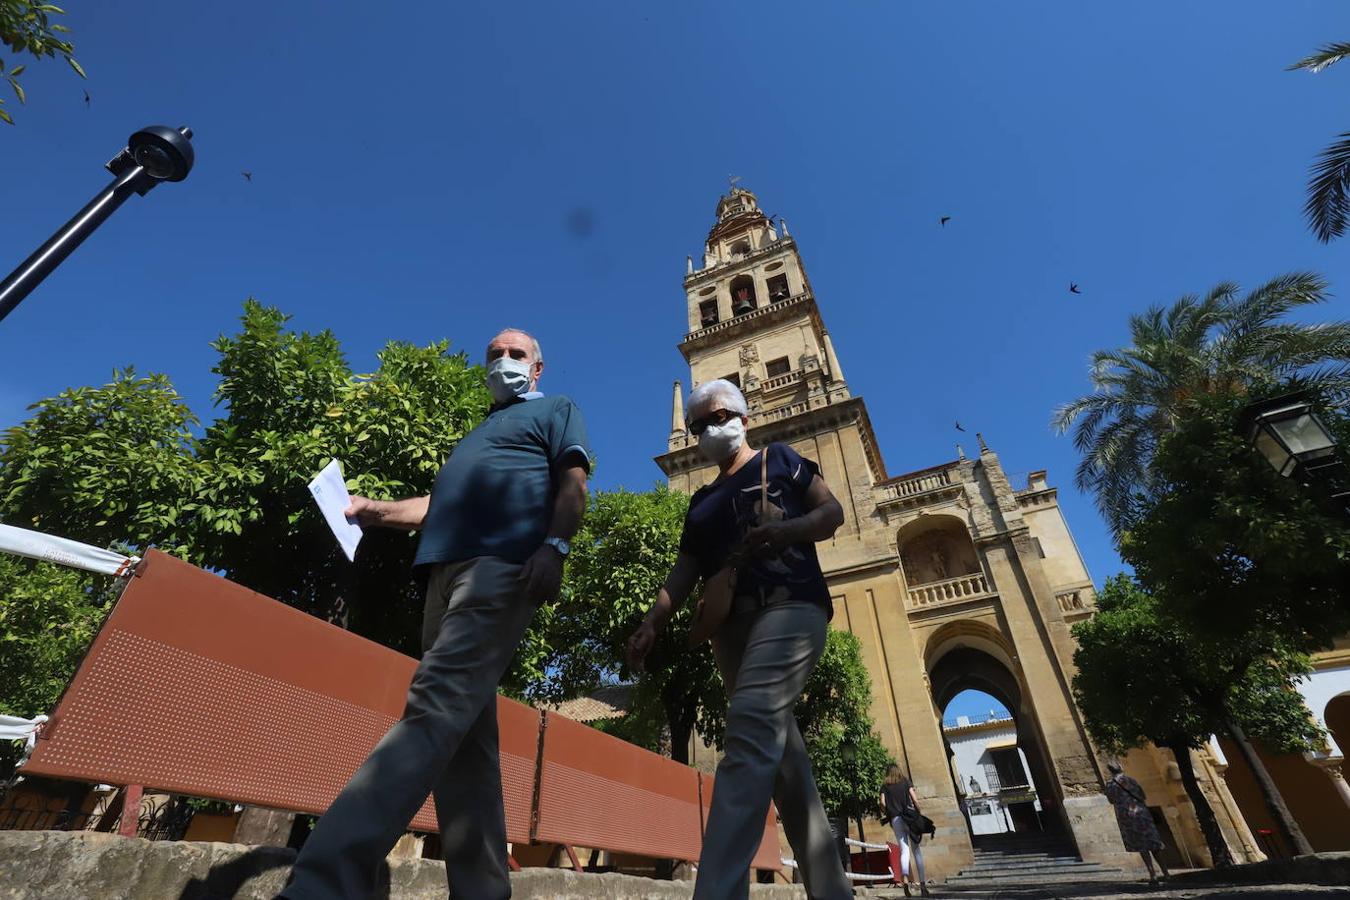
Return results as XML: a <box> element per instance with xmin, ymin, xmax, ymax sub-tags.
<box><xmin>543</xmin><ymin>536</ymin><xmax>571</xmax><ymax>558</ymax></box>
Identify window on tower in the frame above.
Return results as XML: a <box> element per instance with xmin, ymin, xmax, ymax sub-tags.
<box><xmin>766</xmin><ymin>357</ymin><xmax>790</xmax><ymax>378</ymax></box>
<box><xmin>730</xmin><ymin>239</ymin><xmax>751</xmax><ymax>258</ymax></box>
<box><xmin>699</xmin><ymin>300</ymin><xmax>719</xmax><ymax>327</ymax></box>
<box><xmin>730</xmin><ymin>275</ymin><xmax>757</xmax><ymax>316</ymax></box>
<box><xmin>722</xmin><ymin>372</ymin><xmax>741</xmax><ymax>388</ymax></box>
<box><xmin>767</xmin><ymin>274</ymin><xmax>790</xmax><ymax>302</ymax></box>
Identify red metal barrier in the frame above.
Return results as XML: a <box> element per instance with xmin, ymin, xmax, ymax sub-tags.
<box><xmin>21</xmin><ymin>550</ymin><xmax>537</xmax><ymax>841</ymax></box>
<box><xmin>534</xmin><ymin>711</ymin><xmax>704</xmax><ymax>863</ymax></box>
<box><xmin>698</xmin><ymin>772</ymin><xmax>782</xmax><ymax>873</ymax></box>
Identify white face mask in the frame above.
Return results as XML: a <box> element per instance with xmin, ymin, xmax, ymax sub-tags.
<box><xmin>698</xmin><ymin>416</ymin><xmax>746</xmax><ymax>463</ymax></box>
<box><xmin>487</xmin><ymin>357</ymin><xmax>534</xmax><ymax>404</ymax></box>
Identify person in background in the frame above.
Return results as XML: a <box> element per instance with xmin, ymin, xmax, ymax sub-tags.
<box><xmin>1105</xmin><ymin>760</ymin><xmax>1171</xmax><ymax>886</ymax></box>
<box><xmin>881</xmin><ymin>764</ymin><xmax>928</xmax><ymax>897</ymax></box>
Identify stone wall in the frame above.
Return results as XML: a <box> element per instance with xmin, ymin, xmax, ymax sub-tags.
<box><xmin>0</xmin><ymin>832</ymin><xmax>807</xmax><ymax>900</ymax></box>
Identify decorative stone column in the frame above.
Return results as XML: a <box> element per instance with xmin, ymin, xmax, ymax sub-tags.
<box><xmin>823</xmin><ymin>331</ymin><xmax>845</xmax><ymax>385</ymax></box>
<box><xmin>1308</xmin><ymin>756</ymin><xmax>1350</xmax><ymax>814</ymax></box>
<box><xmin>670</xmin><ymin>380</ymin><xmax>685</xmax><ymax>437</ymax></box>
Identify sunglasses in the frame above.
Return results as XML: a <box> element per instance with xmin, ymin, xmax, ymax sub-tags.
<box><xmin>689</xmin><ymin>408</ymin><xmax>742</xmax><ymax>436</ymax></box>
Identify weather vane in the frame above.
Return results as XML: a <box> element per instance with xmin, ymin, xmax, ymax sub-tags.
<box><xmin>728</xmin><ymin>174</ymin><xmax>741</xmax><ymax>192</ymax></box>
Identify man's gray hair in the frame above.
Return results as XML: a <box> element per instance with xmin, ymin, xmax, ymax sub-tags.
<box><xmin>687</xmin><ymin>378</ymin><xmax>748</xmax><ymax>424</ymax></box>
<box><xmin>490</xmin><ymin>328</ymin><xmax>543</xmax><ymax>364</ymax></box>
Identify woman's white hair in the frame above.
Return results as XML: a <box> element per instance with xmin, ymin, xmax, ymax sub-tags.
<box><xmin>687</xmin><ymin>379</ymin><xmax>748</xmax><ymax>424</ymax></box>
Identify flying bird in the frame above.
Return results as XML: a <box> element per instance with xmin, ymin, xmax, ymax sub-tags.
<box><xmin>955</xmin><ymin>421</ymin><xmax>966</xmax><ymax>432</ymax></box>
<box><xmin>83</xmin><ymin>90</ymin><xmax>90</xmax><ymax>109</ymax></box>
<box><xmin>241</xmin><ymin>172</ymin><xmax>252</xmax><ymax>182</ymax></box>
<box><xmin>1069</xmin><ymin>282</ymin><xmax>1081</xmax><ymax>294</ymax></box>
<box><xmin>940</xmin><ymin>216</ymin><xmax>951</xmax><ymax>227</ymax></box>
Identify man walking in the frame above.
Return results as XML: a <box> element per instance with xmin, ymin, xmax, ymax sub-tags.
<box><xmin>279</xmin><ymin>328</ymin><xmax>590</xmax><ymax>900</ymax></box>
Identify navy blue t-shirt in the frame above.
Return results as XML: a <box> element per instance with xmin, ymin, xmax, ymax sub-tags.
<box><xmin>678</xmin><ymin>442</ymin><xmax>832</xmax><ymax>616</ymax></box>
<box><xmin>413</xmin><ymin>394</ymin><xmax>590</xmax><ymax>567</ymax></box>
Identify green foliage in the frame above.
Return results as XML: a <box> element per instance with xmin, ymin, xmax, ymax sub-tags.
<box><xmin>1072</xmin><ymin>574</ymin><xmax>1323</xmax><ymax>757</ymax></box>
<box><xmin>0</xmin><ymin>1</ymin><xmax>84</xmax><ymax>125</ymax></box>
<box><xmin>539</xmin><ymin>487</ymin><xmax>893</xmax><ymax>804</ymax></box>
<box><xmin>793</xmin><ymin>629</ymin><xmax>894</xmax><ymax>820</ymax></box>
<box><xmin>0</xmin><ymin>299</ymin><xmax>490</xmax><ymax>704</ymax></box>
<box><xmin>1289</xmin><ymin>41</ymin><xmax>1350</xmax><ymax>241</ymax></box>
<box><xmin>193</xmin><ymin>300</ymin><xmax>491</xmax><ymax>652</ymax></box>
<box><xmin>0</xmin><ymin>368</ymin><xmax>201</xmax><ymax>556</ymax></box>
<box><xmin>1052</xmin><ymin>273</ymin><xmax>1350</xmax><ymax>536</ymax></box>
<box><xmin>1121</xmin><ymin>394</ymin><xmax>1350</xmax><ymax>645</ymax></box>
<box><xmin>0</xmin><ymin>555</ymin><xmax>117</xmax><ymax>775</ymax></box>
<box><xmin>525</xmin><ymin>486</ymin><xmax>723</xmax><ymax>758</ymax></box>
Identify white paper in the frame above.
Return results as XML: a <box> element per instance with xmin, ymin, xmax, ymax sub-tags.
<box><xmin>308</xmin><ymin>459</ymin><xmax>362</xmax><ymax>562</ymax></box>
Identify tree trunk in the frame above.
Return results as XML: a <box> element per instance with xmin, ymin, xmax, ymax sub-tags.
<box><xmin>1225</xmin><ymin>718</ymin><xmax>1313</xmax><ymax>856</ymax></box>
<box><xmin>1164</xmin><ymin>740</ymin><xmax>1233</xmax><ymax>868</ymax></box>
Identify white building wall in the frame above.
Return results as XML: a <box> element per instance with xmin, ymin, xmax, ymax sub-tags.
<box><xmin>946</xmin><ymin>717</ymin><xmax>1043</xmax><ymax>836</ymax></box>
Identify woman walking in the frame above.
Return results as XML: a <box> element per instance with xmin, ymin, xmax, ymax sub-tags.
<box><xmin>1105</xmin><ymin>761</ymin><xmax>1170</xmax><ymax>886</ymax></box>
<box><xmin>880</xmin><ymin>765</ymin><xmax>928</xmax><ymax>897</ymax></box>
<box><xmin>627</xmin><ymin>379</ymin><xmax>852</xmax><ymax>900</ymax></box>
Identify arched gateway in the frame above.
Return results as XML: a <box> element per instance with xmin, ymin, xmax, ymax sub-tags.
<box><xmin>656</xmin><ymin>186</ymin><xmax>1261</xmax><ymax>878</ymax></box>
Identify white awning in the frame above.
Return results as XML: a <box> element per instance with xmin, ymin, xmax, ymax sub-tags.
<box><xmin>0</xmin><ymin>523</ymin><xmax>138</xmax><ymax>577</ymax></box>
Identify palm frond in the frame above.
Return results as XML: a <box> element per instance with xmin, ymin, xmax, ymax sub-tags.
<box><xmin>1304</xmin><ymin>134</ymin><xmax>1350</xmax><ymax>243</ymax></box>
<box><xmin>1288</xmin><ymin>42</ymin><xmax>1350</xmax><ymax>73</ymax></box>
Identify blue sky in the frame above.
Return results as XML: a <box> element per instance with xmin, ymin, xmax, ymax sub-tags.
<box><xmin>1</xmin><ymin>1</ymin><xmax>1347</xmax><ymax>674</ymax></box>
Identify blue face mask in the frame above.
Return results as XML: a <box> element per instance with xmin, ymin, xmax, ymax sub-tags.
<box><xmin>487</xmin><ymin>357</ymin><xmax>533</xmax><ymax>403</ymax></box>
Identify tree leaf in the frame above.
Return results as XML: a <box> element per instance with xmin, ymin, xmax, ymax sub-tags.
<box><xmin>66</xmin><ymin>56</ymin><xmax>84</xmax><ymax>78</ymax></box>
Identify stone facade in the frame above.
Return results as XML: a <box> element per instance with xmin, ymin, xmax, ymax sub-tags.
<box><xmin>655</xmin><ymin>187</ymin><xmax>1262</xmax><ymax>879</ymax></box>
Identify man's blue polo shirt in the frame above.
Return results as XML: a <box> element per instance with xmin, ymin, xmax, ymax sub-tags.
<box><xmin>413</xmin><ymin>392</ymin><xmax>590</xmax><ymax>567</ymax></box>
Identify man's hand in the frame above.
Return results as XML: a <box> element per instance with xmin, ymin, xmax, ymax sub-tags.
<box><xmin>520</xmin><ymin>543</ymin><xmax>564</xmax><ymax>605</ymax></box>
<box><xmin>626</xmin><ymin>618</ymin><xmax>661</xmax><ymax>674</ymax></box>
<box><xmin>743</xmin><ymin>520</ymin><xmax>797</xmax><ymax>559</ymax></box>
<box><xmin>344</xmin><ymin>495</ymin><xmax>384</xmax><ymax>526</ymax></box>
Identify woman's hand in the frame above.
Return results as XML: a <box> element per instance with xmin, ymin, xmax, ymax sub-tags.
<box><xmin>743</xmin><ymin>520</ymin><xmax>797</xmax><ymax>558</ymax></box>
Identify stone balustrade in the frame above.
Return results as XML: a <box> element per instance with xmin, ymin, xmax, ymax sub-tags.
<box><xmin>908</xmin><ymin>572</ymin><xmax>992</xmax><ymax>608</ymax></box>
<box><xmin>1055</xmin><ymin>586</ymin><xmax>1096</xmax><ymax>614</ymax></box>
<box><xmin>884</xmin><ymin>466</ymin><xmax>954</xmax><ymax>500</ymax></box>
<box><xmin>758</xmin><ymin>369</ymin><xmax>803</xmax><ymax>393</ymax></box>
<box><xmin>681</xmin><ymin>292</ymin><xmax>811</xmax><ymax>344</ymax></box>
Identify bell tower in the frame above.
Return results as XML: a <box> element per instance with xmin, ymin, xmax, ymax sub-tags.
<box><xmin>660</xmin><ymin>185</ymin><xmax>886</xmax><ymax>503</ymax></box>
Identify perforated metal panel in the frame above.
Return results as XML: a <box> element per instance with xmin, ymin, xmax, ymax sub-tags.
<box><xmin>699</xmin><ymin>773</ymin><xmax>782</xmax><ymax>873</ymax></box>
<box><xmin>23</xmin><ymin>550</ymin><xmax>536</xmax><ymax>843</ymax></box>
<box><xmin>535</xmin><ymin>712</ymin><xmax>704</xmax><ymax>862</ymax></box>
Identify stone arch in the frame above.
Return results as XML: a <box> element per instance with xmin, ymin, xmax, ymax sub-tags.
<box><xmin>925</xmin><ymin>619</ymin><xmax>1067</xmax><ymax>842</ymax></box>
<box><xmin>896</xmin><ymin>514</ymin><xmax>981</xmax><ymax>588</ymax></box>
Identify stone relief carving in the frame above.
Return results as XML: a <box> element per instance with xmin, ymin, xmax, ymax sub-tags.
<box><xmin>739</xmin><ymin>344</ymin><xmax>759</xmax><ymax>367</ymax></box>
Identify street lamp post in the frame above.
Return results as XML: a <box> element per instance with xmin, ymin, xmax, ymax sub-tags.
<box><xmin>0</xmin><ymin>125</ymin><xmax>195</xmax><ymax>325</ymax></box>
<box><xmin>1239</xmin><ymin>392</ymin><xmax>1349</xmax><ymax>514</ymax></box>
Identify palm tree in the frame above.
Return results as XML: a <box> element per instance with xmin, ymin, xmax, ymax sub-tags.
<box><xmin>1289</xmin><ymin>43</ymin><xmax>1350</xmax><ymax>242</ymax></box>
<box><xmin>1052</xmin><ymin>272</ymin><xmax>1350</xmax><ymax>537</ymax></box>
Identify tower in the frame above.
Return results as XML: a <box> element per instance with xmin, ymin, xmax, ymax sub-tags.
<box><xmin>656</xmin><ymin>187</ymin><xmax>1257</xmax><ymax>878</ymax></box>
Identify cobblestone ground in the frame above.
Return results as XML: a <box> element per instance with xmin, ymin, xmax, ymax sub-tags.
<box><xmin>862</xmin><ymin>883</ymin><xmax>1350</xmax><ymax>899</ymax></box>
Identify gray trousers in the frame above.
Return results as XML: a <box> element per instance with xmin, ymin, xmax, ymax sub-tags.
<box><xmin>282</xmin><ymin>556</ymin><xmax>536</xmax><ymax>900</ymax></box>
<box><xmin>695</xmin><ymin>602</ymin><xmax>853</xmax><ymax>900</ymax></box>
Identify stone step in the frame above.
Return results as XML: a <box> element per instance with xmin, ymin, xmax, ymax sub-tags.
<box><xmin>955</xmin><ymin>864</ymin><xmax>1116</xmax><ymax>879</ymax></box>
<box><xmin>965</xmin><ymin>858</ymin><xmax>1100</xmax><ymax>872</ymax></box>
<box><xmin>944</xmin><ymin>869</ymin><xmax>1129</xmax><ymax>889</ymax></box>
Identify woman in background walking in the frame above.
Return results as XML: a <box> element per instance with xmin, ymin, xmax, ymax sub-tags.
<box><xmin>1105</xmin><ymin>760</ymin><xmax>1170</xmax><ymax>886</ymax></box>
<box><xmin>881</xmin><ymin>764</ymin><xmax>928</xmax><ymax>897</ymax></box>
